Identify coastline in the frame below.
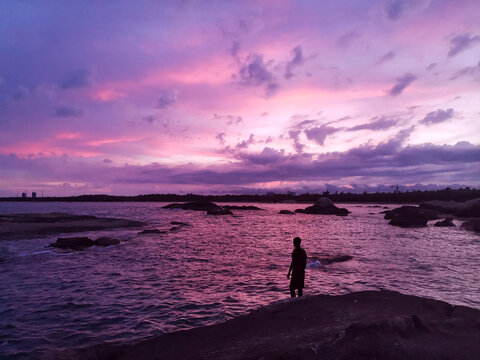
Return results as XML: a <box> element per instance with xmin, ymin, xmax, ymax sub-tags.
<box><xmin>50</xmin><ymin>290</ymin><xmax>480</xmax><ymax>360</ymax></box>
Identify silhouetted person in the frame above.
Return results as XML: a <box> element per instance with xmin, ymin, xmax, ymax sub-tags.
<box><xmin>287</xmin><ymin>237</ymin><xmax>307</xmax><ymax>298</ymax></box>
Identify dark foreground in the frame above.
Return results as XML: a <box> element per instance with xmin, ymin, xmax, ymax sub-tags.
<box><xmin>50</xmin><ymin>290</ymin><xmax>480</xmax><ymax>360</ymax></box>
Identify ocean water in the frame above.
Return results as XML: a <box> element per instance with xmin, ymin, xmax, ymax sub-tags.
<box><xmin>0</xmin><ymin>201</ymin><xmax>479</xmax><ymax>359</ymax></box>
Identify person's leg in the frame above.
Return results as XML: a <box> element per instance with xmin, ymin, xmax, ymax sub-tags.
<box><xmin>289</xmin><ymin>284</ymin><xmax>296</xmax><ymax>298</ymax></box>
<box><xmin>298</xmin><ymin>288</ymin><xmax>303</xmax><ymax>297</ymax></box>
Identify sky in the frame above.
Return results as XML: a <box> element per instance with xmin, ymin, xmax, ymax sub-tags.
<box><xmin>1</xmin><ymin>0</ymin><xmax>479</xmax><ymax>196</ymax></box>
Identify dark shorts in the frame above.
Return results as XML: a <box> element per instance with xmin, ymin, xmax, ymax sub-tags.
<box><xmin>290</xmin><ymin>270</ymin><xmax>305</xmax><ymax>289</ymax></box>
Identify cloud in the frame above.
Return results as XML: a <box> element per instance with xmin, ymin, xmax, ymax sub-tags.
<box><xmin>337</xmin><ymin>30</ymin><xmax>361</xmax><ymax>47</ymax></box>
<box><xmin>157</xmin><ymin>90</ymin><xmax>177</xmax><ymax>109</ymax></box>
<box><xmin>216</xmin><ymin>132</ymin><xmax>226</xmax><ymax>146</ymax></box>
<box><xmin>450</xmin><ymin>61</ymin><xmax>480</xmax><ymax>81</ymax></box>
<box><xmin>288</xmin><ymin>129</ymin><xmax>305</xmax><ymax>153</ymax></box>
<box><xmin>235</xmin><ymin>133</ymin><xmax>255</xmax><ymax>150</ymax></box>
<box><xmin>448</xmin><ymin>34</ymin><xmax>480</xmax><ymax>57</ymax></box>
<box><xmin>348</xmin><ymin>116</ymin><xmax>400</xmax><ymax>131</ymax></box>
<box><xmin>60</xmin><ymin>69</ymin><xmax>91</xmax><ymax>89</ymax></box>
<box><xmin>237</xmin><ymin>53</ymin><xmax>279</xmax><ymax>97</ymax></box>
<box><xmin>284</xmin><ymin>46</ymin><xmax>305</xmax><ymax>79</ymax></box>
<box><xmin>143</xmin><ymin>115</ymin><xmax>156</xmax><ymax>124</ymax></box>
<box><xmin>387</xmin><ymin>73</ymin><xmax>416</xmax><ymax>96</ymax></box>
<box><xmin>54</xmin><ymin>105</ymin><xmax>83</xmax><ymax>117</ymax></box>
<box><xmin>385</xmin><ymin>0</ymin><xmax>416</xmax><ymax>20</ymax></box>
<box><xmin>213</xmin><ymin>114</ymin><xmax>243</xmax><ymax>125</ymax></box>
<box><xmin>230</xmin><ymin>41</ymin><xmax>240</xmax><ymax>58</ymax></box>
<box><xmin>305</xmin><ymin>125</ymin><xmax>338</xmax><ymax>146</ymax></box>
<box><xmin>376</xmin><ymin>51</ymin><xmax>395</xmax><ymax>65</ymax></box>
<box><xmin>420</xmin><ymin>108</ymin><xmax>456</xmax><ymax>125</ymax></box>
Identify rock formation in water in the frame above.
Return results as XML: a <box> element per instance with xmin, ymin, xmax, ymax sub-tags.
<box><xmin>279</xmin><ymin>210</ymin><xmax>296</xmax><ymax>215</ymax></box>
<box><xmin>162</xmin><ymin>201</ymin><xmax>221</xmax><ymax>211</ymax></box>
<box><xmin>0</xmin><ymin>213</ymin><xmax>146</xmax><ymax>240</ymax></box>
<box><xmin>222</xmin><ymin>205</ymin><xmax>264</xmax><ymax>211</ymax></box>
<box><xmin>49</xmin><ymin>236</ymin><xmax>122</xmax><ymax>250</ymax></box>
<box><xmin>461</xmin><ymin>219</ymin><xmax>480</xmax><ymax>234</ymax></box>
<box><xmin>56</xmin><ymin>290</ymin><xmax>480</xmax><ymax>360</ymax></box>
<box><xmin>206</xmin><ymin>208</ymin><xmax>233</xmax><ymax>215</ymax></box>
<box><xmin>93</xmin><ymin>237</ymin><xmax>121</xmax><ymax>246</ymax></box>
<box><xmin>434</xmin><ymin>218</ymin><xmax>456</xmax><ymax>227</ymax></box>
<box><xmin>384</xmin><ymin>206</ymin><xmax>439</xmax><ymax>227</ymax></box>
<box><xmin>420</xmin><ymin>198</ymin><xmax>480</xmax><ymax>218</ymax></box>
<box><xmin>294</xmin><ymin>197</ymin><xmax>350</xmax><ymax>216</ymax></box>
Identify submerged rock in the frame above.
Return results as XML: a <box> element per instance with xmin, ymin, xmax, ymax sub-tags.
<box><xmin>170</xmin><ymin>221</ymin><xmax>191</xmax><ymax>226</ymax></box>
<box><xmin>206</xmin><ymin>208</ymin><xmax>233</xmax><ymax>215</ymax></box>
<box><xmin>139</xmin><ymin>229</ymin><xmax>164</xmax><ymax>235</ymax></box>
<box><xmin>222</xmin><ymin>205</ymin><xmax>264</xmax><ymax>211</ymax></box>
<box><xmin>94</xmin><ymin>237</ymin><xmax>120</xmax><ymax>246</ymax></box>
<box><xmin>279</xmin><ymin>210</ymin><xmax>296</xmax><ymax>215</ymax></box>
<box><xmin>49</xmin><ymin>237</ymin><xmax>94</xmax><ymax>250</ymax></box>
<box><xmin>434</xmin><ymin>218</ymin><xmax>456</xmax><ymax>227</ymax></box>
<box><xmin>295</xmin><ymin>197</ymin><xmax>350</xmax><ymax>216</ymax></box>
<box><xmin>310</xmin><ymin>254</ymin><xmax>353</xmax><ymax>266</ymax></box>
<box><xmin>461</xmin><ymin>219</ymin><xmax>480</xmax><ymax>234</ymax></box>
<box><xmin>162</xmin><ymin>201</ymin><xmax>221</xmax><ymax>211</ymax></box>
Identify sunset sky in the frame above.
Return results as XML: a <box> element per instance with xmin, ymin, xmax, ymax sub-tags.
<box><xmin>1</xmin><ymin>0</ymin><xmax>479</xmax><ymax>196</ymax></box>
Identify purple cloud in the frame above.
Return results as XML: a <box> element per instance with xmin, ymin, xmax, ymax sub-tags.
<box><xmin>387</xmin><ymin>73</ymin><xmax>416</xmax><ymax>96</ymax></box>
<box><xmin>385</xmin><ymin>0</ymin><xmax>415</xmax><ymax>20</ymax></box>
<box><xmin>288</xmin><ymin>130</ymin><xmax>305</xmax><ymax>153</ymax></box>
<box><xmin>376</xmin><ymin>51</ymin><xmax>395</xmax><ymax>65</ymax></box>
<box><xmin>60</xmin><ymin>69</ymin><xmax>91</xmax><ymax>89</ymax></box>
<box><xmin>448</xmin><ymin>34</ymin><xmax>480</xmax><ymax>57</ymax></box>
<box><xmin>450</xmin><ymin>61</ymin><xmax>480</xmax><ymax>80</ymax></box>
<box><xmin>348</xmin><ymin>116</ymin><xmax>400</xmax><ymax>131</ymax></box>
<box><xmin>420</xmin><ymin>108</ymin><xmax>456</xmax><ymax>125</ymax></box>
<box><xmin>157</xmin><ymin>90</ymin><xmax>177</xmax><ymax>109</ymax></box>
<box><xmin>305</xmin><ymin>125</ymin><xmax>338</xmax><ymax>146</ymax></box>
<box><xmin>237</xmin><ymin>53</ymin><xmax>279</xmax><ymax>96</ymax></box>
<box><xmin>213</xmin><ymin>114</ymin><xmax>243</xmax><ymax>125</ymax></box>
<box><xmin>235</xmin><ymin>134</ymin><xmax>255</xmax><ymax>150</ymax></box>
<box><xmin>285</xmin><ymin>46</ymin><xmax>305</xmax><ymax>79</ymax></box>
<box><xmin>54</xmin><ymin>105</ymin><xmax>83</xmax><ymax>117</ymax></box>
<box><xmin>337</xmin><ymin>30</ymin><xmax>361</xmax><ymax>47</ymax></box>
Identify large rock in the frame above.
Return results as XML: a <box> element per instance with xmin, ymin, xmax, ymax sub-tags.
<box><xmin>162</xmin><ymin>201</ymin><xmax>221</xmax><ymax>211</ymax></box>
<box><xmin>94</xmin><ymin>237</ymin><xmax>120</xmax><ymax>246</ymax></box>
<box><xmin>295</xmin><ymin>197</ymin><xmax>350</xmax><ymax>216</ymax></box>
<box><xmin>0</xmin><ymin>213</ymin><xmax>146</xmax><ymax>240</ymax></box>
<box><xmin>49</xmin><ymin>237</ymin><xmax>94</xmax><ymax>250</ymax></box>
<box><xmin>384</xmin><ymin>206</ymin><xmax>439</xmax><ymax>221</ymax></box>
<box><xmin>420</xmin><ymin>198</ymin><xmax>480</xmax><ymax>218</ymax></box>
<box><xmin>461</xmin><ymin>219</ymin><xmax>480</xmax><ymax>234</ymax></box>
<box><xmin>222</xmin><ymin>205</ymin><xmax>264</xmax><ymax>211</ymax></box>
<box><xmin>388</xmin><ymin>215</ymin><xmax>428</xmax><ymax>227</ymax></box>
<box><xmin>279</xmin><ymin>210</ymin><xmax>296</xmax><ymax>215</ymax></box>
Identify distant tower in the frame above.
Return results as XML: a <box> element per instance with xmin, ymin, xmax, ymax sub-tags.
<box><xmin>22</xmin><ymin>192</ymin><xmax>27</xmax><ymax>198</ymax></box>
<box><xmin>32</xmin><ymin>192</ymin><xmax>37</xmax><ymax>199</ymax></box>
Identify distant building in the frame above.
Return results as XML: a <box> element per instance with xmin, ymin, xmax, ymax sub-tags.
<box><xmin>32</xmin><ymin>192</ymin><xmax>37</xmax><ymax>198</ymax></box>
<box><xmin>22</xmin><ymin>192</ymin><xmax>27</xmax><ymax>198</ymax></box>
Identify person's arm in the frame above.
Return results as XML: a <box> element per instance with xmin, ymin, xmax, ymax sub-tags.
<box><xmin>287</xmin><ymin>260</ymin><xmax>293</xmax><ymax>279</ymax></box>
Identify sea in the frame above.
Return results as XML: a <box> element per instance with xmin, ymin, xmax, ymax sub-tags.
<box><xmin>0</xmin><ymin>201</ymin><xmax>479</xmax><ymax>359</ymax></box>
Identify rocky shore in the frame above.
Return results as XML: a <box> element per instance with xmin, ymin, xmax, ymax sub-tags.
<box><xmin>52</xmin><ymin>290</ymin><xmax>480</xmax><ymax>360</ymax></box>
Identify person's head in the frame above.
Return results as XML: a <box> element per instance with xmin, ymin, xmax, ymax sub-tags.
<box><xmin>293</xmin><ymin>237</ymin><xmax>301</xmax><ymax>248</ymax></box>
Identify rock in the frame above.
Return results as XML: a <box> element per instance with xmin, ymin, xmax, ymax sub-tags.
<box><xmin>170</xmin><ymin>221</ymin><xmax>190</xmax><ymax>226</ymax></box>
<box><xmin>169</xmin><ymin>227</ymin><xmax>179</xmax><ymax>231</ymax></box>
<box><xmin>49</xmin><ymin>237</ymin><xmax>94</xmax><ymax>250</ymax></box>
<box><xmin>162</xmin><ymin>201</ymin><xmax>221</xmax><ymax>211</ymax></box>
<box><xmin>0</xmin><ymin>213</ymin><xmax>146</xmax><ymax>240</ymax></box>
<box><xmin>139</xmin><ymin>229</ymin><xmax>163</xmax><ymax>234</ymax></box>
<box><xmin>434</xmin><ymin>218</ymin><xmax>456</xmax><ymax>227</ymax></box>
<box><xmin>420</xmin><ymin>198</ymin><xmax>480</xmax><ymax>218</ymax></box>
<box><xmin>279</xmin><ymin>210</ymin><xmax>296</xmax><ymax>215</ymax></box>
<box><xmin>310</xmin><ymin>254</ymin><xmax>353</xmax><ymax>265</ymax></box>
<box><xmin>294</xmin><ymin>197</ymin><xmax>350</xmax><ymax>216</ymax></box>
<box><xmin>221</xmin><ymin>205</ymin><xmax>264</xmax><ymax>211</ymax></box>
<box><xmin>206</xmin><ymin>208</ymin><xmax>233</xmax><ymax>215</ymax></box>
<box><xmin>461</xmin><ymin>219</ymin><xmax>480</xmax><ymax>234</ymax></box>
<box><xmin>384</xmin><ymin>206</ymin><xmax>439</xmax><ymax>221</ymax></box>
<box><xmin>94</xmin><ymin>237</ymin><xmax>120</xmax><ymax>246</ymax></box>
<box><xmin>389</xmin><ymin>215</ymin><xmax>428</xmax><ymax>227</ymax></box>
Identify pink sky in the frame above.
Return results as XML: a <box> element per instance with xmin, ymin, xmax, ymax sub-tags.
<box><xmin>0</xmin><ymin>0</ymin><xmax>479</xmax><ymax>196</ymax></box>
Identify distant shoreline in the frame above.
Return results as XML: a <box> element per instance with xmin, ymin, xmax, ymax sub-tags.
<box><xmin>1</xmin><ymin>187</ymin><xmax>478</xmax><ymax>204</ymax></box>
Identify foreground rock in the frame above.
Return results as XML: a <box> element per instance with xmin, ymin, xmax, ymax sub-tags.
<box><xmin>384</xmin><ymin>206</ymin><xmax>439</xmax><ymax>227</ymax></box>
<box><xmin>0</xmin><ymin>213</ymin><xmax>146</xmax><ymax>240</ymax></box>
<box><xmin>420</xmin><ymin>198</ymin><xmax>480</xmax><ymax>218</ymax></box>
<box><xmin>461</xmin><ymin>219</ymin><xmax>480</xmax><ymax>234</ymax></box>
<box><xmin>295</xmin><ymin>197</ymin><xmax>350</xmax><ymax>216</ymax></box>
<box><xmin>55</xmin><ymin>290</ymin><xmax>480</xmax><ymax>360</ymax></box>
